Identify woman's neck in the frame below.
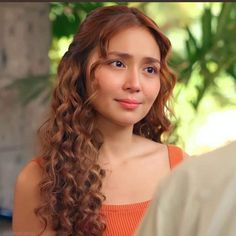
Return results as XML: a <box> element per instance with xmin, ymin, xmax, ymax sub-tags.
<box><xmin>95</xmin><ymin>116</ymin><xmax>137</xmax><ymax>165</ymax></box>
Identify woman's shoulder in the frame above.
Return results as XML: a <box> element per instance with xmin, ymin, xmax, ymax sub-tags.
<box><xmin>13</xmin><ymin>160</ymin><xmax>54</xmax><ymax>235</ymax></box>
<box><xmin>15</xmin><ymin>158</ymin><xmax>44</xmax><ymax>196</ymax></box>
<box><xmin>134</xmin><ymin>135</ymin><xmax>166</xmax><ymax>157</ymax></box>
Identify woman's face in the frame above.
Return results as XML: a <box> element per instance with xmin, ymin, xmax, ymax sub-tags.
<box><xmin>86</xmin><ymin>26</ymin><xmax>161</xmax><ymax>127</ymax></box>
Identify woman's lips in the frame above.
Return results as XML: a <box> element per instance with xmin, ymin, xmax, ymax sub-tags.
<box><xmin>115</xmin><ymin>99</ymin><xmax>141</xmax><ymax>109</ymax></box>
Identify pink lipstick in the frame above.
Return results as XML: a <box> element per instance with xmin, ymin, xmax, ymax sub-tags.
<box><xmin>115</xmin><ymin>99</ymin><xmax>141</xmax><ymax>109</ymax></box>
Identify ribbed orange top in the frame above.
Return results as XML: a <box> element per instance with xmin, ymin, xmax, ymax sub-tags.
<box><xmin>100</xmin><ymin>145</ymin><xmax>183</xmax><ymax>236</ymax></box>
<box><xmin>101</xmin><ymin>201</ymin><xmax>150</xmax><ymax>236</ymax></box>
<box><xmin>32</xmin><ymin>145</ymin><xmax>183</xmax><ymax>235</ymax></box>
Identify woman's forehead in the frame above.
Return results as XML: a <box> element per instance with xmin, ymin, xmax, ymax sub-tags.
<box><xmin>89</xmin><ymin>26</ymin><xmax>160</xmax><ymax>63</ymax></box>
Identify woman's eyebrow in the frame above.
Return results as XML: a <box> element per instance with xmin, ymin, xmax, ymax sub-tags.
<box><xmin>142</xmin><ymin>57</ymin><xmax>161</xmax><ymax>65</ymax></box>
<box><xmin>108</xmin><ymin>51</ymin><xmax>161</xmax><ymax>64</ymax></box>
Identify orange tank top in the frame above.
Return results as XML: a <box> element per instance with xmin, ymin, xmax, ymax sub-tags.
<box><xmin>32</xmin><ymin>145</ymin><xmax>184</xmax><ymax>235</ymax></box>
<box><xmin>100</xmin><ymin>145</ymin><xmax>183</xmax><ymax>236</ymax></box>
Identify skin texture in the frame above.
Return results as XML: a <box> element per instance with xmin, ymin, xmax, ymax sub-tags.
<box><xmin>13</xmin><ymin>26</ymin><xmax>180</xmax><ymax>234</ymax></box>
<box><xmin>87</xmin><ymin>27</ymin><xmax>161</xmax><ymax>127</ymax></box>
<box><xmin>86</xmin><ymin>27</ymin><xmax>171</xmax><ymax>204</ymax></box>
<box><xmin>13</xmin><ymin>162</ymin><xmax>55</xmax><ymax>235</ymax></box>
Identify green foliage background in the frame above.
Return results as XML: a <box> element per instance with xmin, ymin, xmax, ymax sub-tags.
<box><xmin>6</xmin><ymin>2</ymin><xmax>236</xmax><ymax>154</ymax></box>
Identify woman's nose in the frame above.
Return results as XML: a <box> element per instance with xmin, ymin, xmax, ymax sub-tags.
<box><xmin>122</xmin><ymin>68</ymin><xmax>141</xmax><ymax>93</ymax></box>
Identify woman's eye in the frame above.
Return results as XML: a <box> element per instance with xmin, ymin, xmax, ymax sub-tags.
<box><xmin>111</xmin><ymin>60</ymin><xmax>125</xmax><ymax>68</ymax></box>
<box><xmin>144</xmin><ymin>66</ymin><xmax>157</xmax><ymax>74</ymax></box>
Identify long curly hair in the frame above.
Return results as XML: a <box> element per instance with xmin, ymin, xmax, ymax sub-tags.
<box><xmin>35</xmin><ymin>5</ymin><xmax>176</xmax><ymax>236</ymax></box>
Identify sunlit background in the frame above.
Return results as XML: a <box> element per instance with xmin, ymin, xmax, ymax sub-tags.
<box><xmin>48</xmin><ymin>2</ymin><xmax>236</xmax><ymax>155</ymax></box>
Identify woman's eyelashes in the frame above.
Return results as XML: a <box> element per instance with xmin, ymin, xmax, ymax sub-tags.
<box><xmin>109</xmin><ymin>60</ymin><xmax>125</xmax><ymax>68</ymax></box>
<box><xmin>107</xmin><ymin>59</ymin><xmax>159</xmax><ymax>75</ymax></box>
<box><xmin>144</xmin><ymin>66</ymin><xmax>158</xmax><ymax>74</ymax></box>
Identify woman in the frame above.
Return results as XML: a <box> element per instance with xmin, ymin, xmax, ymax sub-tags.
<box><xmin>13</xmin><ymin>5</ymin><xmax>187</xmax><ymax>236</ymax></box>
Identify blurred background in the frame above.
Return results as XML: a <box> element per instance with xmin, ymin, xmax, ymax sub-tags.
<box><xmin>0</xmin><ymin>2</ymin><xmax>235</xmax><ymax>234</ymax></box>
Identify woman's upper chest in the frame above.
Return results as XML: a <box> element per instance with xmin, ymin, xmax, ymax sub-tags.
<box><xmin>101</xmin><ymin>145</ymin><xmax>171</xmax><ymax>204</ymax></box>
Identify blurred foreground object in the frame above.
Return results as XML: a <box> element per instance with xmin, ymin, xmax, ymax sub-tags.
<box><xmin>136</xmin><ymin>141</ymin><xmax>236</xmax><ymax>236</ymax></box>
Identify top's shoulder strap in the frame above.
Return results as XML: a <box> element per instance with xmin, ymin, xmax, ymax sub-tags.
<box><xmin>167</xmin><ymin>145</ymin><xmax>184</xmax><ymax>169</ymax></box>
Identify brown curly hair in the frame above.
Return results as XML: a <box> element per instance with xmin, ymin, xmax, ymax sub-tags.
<box><xmin>35</xmin><ymin>5</ymin><xmax>176</xmax><ymax>236</ymax></box>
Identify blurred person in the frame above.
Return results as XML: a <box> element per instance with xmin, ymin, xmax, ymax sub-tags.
<box><xmin>136</xmin><ymin>141</ymin><xmax>236</xmax><ymax>236</ymax></box>
<box><xmin>13</xmin><ymin>5</ymin><xmax>187</xmax><ymax>236</ymax></box>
